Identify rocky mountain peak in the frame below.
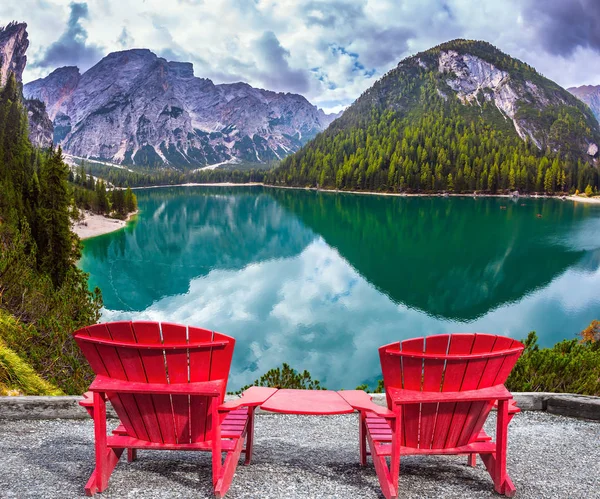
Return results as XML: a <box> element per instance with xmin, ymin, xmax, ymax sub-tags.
<box><xmin>24</xmin><ymin>48</ymin><xmax>339</xmax><ymax>170</ymax></box>
<box><xmin>568</xmin><ymin>84</ymin><xmax>600</xmax><ymax>122</ymax></box>
<box><xmin>0</xmin><ymin>21</ymin><xmax>28</xmax><ymax>86</ymax></box>
<box><xmin>0</xmin><ymin>21</ymin><xmax>53</xmax><ymax>148</ymax></box>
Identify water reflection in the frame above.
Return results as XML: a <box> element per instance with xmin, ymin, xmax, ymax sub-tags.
<box><xmin>271</xmin><ymin>190</ymin><xmax>599</xmax><ymax>321</ymax></box>
<box><xmin>81</xmin><ymin>187</ymin><xmax>600</xmax><ymax>390</ymax></box>
<box><xmin>81</xmin><ymin>187</ymin><xmax>314</xmax><ymax>311</ymax></box>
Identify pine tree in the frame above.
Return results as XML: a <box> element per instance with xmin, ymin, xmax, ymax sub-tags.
<box><xmin>37</xmin><ymin>147</ymin><xmax>75</xmax><ymax>287</ymax></box>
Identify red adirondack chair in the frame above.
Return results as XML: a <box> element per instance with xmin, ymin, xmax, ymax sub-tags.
<box><xmin>360</xmin><ymin>333</ymin><xmax>524</xmax><ymax>499</ymax></box>
<box><xmin>74</xmin><ymin>321</ymin><xmax>271</xmax><ymax>497</ymax></box>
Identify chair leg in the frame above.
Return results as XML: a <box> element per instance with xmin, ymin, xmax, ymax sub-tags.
<box><xmin>127</xmin><ymin>448</ymin><xmax>137</xmax><ymax>462</ymax></box>
<box><xmin>480</xmin><ymin>400</ymin><xmax>515</xmax><ymax>497</ymax></box>
<box><xmin>365</xmin><ymin>413</ymin><xmax>400</xmax><ymax>499</ymax></box>
<box><xmin>495</xmin><ymin>399</ymin><xmax>509</xmax><ymax>496</ymax></box>
<box><xmin>468</xmin><ymin>453</ymin><xmax>477</xmax><ymax>467</ymax></box>
<box><xmin>244</xmin><ymin>407</ymin><xmax>255</xmax><ymax>465</ymax></box>
<box><xmin>359</xmin><ymin>411</ymin><xmax>367</xmax><ymax>466</ymax></box>
<box><xmin>85</xmin><ymin>392</ymin><xmax>123</xmax><ymax>496</ymax></box>
<box><xmin>214</xmin><ymin>436</ymin><xmax>244</xmax><ymax>498</ymax></box>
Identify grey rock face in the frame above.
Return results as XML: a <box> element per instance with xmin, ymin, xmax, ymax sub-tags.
<box><xmin>588</xmin><ymin>142</ymin><xmax>598</xmax><ymax>157</ymax></box>
<box><xmin>568</xmin><ymin>84</ymin><xmax>600</xmax><ymax>122</ymax></box>
<box><xmin>24</xmin><ymin>99</ymin><xmax>53</xmax><ymax>148</ymax></box>
<box><xmin>24</xmin><ymin>49</ymin><xmax>339</xmax><ymax>169</ymax></box>
<box><xmin>437</xmin><ymin>50</ymin><xmax>563</xmax><ymax>149</ymax></box>
<box><xmin>0</xmin><ymin>22</ymin><xmax>54</xmax><ymax>148</ymax></box>
<box><xmin>0</xmin><ymin>22</ymin><xmax>28</xmax><ymax>87</ymax></box>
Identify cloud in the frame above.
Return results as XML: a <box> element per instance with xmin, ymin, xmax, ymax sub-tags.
<box><xmin>117</xmin><ymin>26</ymin><xmax>133</xmax><ymax>48</ymax></box>
<box><xmin>13</xmin><ymin>0</ymin><xmax>600</xmax><ymax>111</ymax></box>
<box><xmin>32</xmin><ymin>1</ymin><xmax>104</xmax><ymax>71</ymax></box>
<box><xmin>522</xmin><ymin>0</ymin><xmax>600</xmax><ymax>56</ymax></box>
<box><xmin>252</xmin><ymin>31</ymin><xmax>310</xmax><ymax>93</ymax></box>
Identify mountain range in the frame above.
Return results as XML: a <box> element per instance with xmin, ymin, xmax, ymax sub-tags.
<box><xmin>270</xmin><ymin>39</ymin><xmax>599</xmax><ymax>193</ymax></box>
<box><xmin>23</xmin><ymin>49</ymin><xmax>339</xmax><ymax>170</ymax></box>
<box><xmin>568</xmin><ymin>85</ymin><xmax>600</xmax><ymax>123</ymax></box>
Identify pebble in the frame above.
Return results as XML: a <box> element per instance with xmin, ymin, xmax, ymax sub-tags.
<box><xmin>0</xmin><ymin>411</ymin><xmax>598</xmax><ymax>498</ymax></box>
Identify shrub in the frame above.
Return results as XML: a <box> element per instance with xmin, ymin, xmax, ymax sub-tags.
<box><xmin>506</xmin><ymin>330</ymin><xmax>600</xmax><ymax>395</ymax></box>
<box><xmin>585</xmin><ymin>184</ymin><xmax>593</xmax><ymax>197</ymax></box>
<box><xmin>234</xmin><ymin>363</ymin><xmax>325</xmax><ymax>394</ymax></box>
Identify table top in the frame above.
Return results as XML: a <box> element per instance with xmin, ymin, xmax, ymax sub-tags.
<box><xmin>259</xmin><ymin>389</ymin><xmax>356</xmax><ymax>415</ymax></box>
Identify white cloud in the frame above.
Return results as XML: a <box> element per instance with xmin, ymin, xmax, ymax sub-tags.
<box><xmin>5</xmin><ymin>1</ymin><xmax>600</xmax><ymax>118</ymax></box>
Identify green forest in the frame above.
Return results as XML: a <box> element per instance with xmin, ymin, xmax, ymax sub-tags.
<box><xmin>71</xmin><ymin>162</ymin><xmax>137</xmax><ymax>219</ymax></box>
<box><xmin>0</xmin><ymin>74</ymin><xmax>101</xmax><ymax>395</ymax></box>
<box><xmin>267</xmin><ymin>41</ymin><xmax>600</xmax><ymax>194</ymax></box>
<box><xmin>79</xmin><ymin>160</ymin><xmax>266</xmax><ymax>188</ymax></box>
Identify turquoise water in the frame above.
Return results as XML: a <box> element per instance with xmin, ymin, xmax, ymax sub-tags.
<box><xmin>80</xmin><ymin>186</ymin><xmax>600</xmax><ymax>390</ymax></box>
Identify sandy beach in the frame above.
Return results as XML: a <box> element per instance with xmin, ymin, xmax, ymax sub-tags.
<box><xmin>73</xmin><ymin>211</ymin><xmax>137</xmax><ymax>240</ymax></box>
<box><xmin>566</xmin><ymin>195</ymin><xmax>600</xmax><ymax>204</ymax></box>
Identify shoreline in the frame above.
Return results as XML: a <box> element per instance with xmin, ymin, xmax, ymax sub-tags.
<box><xmin>131</xmin><ymin>182</ymin><xmax>263</xmax><ymax>190</ymax></box>
<box><xmin>117</xmin><ymin>181</ymin><xmax>600</xmax><ymax>205</ymax></box>
<box><xmin>142</xmin><ymin>181</ymin><xmax>600</xmax><ymax>203</ymax></box>
<box><xmin>565</xmin><ymin>195</ymin><xmax>600</xmax><ymax>204</ymax></box>
<box><xmin>73</xmin><ymin>210</ymin><xmax>138</xmax><ymax>240</ymax></box>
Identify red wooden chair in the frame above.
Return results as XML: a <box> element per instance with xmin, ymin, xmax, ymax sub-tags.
<box><xmin>360</xmin><ymin>333</ymin><xmax>524</xmax><ymax>499</ymax></box>
<box><xmin>74</xmin><ymin>321</ymin><xmax>271</xmax><ymax>497</ymax></box>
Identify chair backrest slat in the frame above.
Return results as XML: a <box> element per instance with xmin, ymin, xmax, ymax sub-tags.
<box><xmin>431</xmin><ymin>334</ymin><xmax>475</xmax><ymax>448</ymax></box>
<box><xmin>189</xmin><ymin>325</ymin><xmax>214</xmax><ymax>443</ymax></box>
<box><xmin>445</xmin><ymin>334</ymin><xmax>497</xmax><ymax>448</ymax></box>
<box><xmin>419</xmin><ymin>335</ymin><xmax>450</xmax><ymax>450</ymax></box>
<box><xmin>399</xmin><ymin>337</ymin><xmax>424</xmax><ymax>448</ymax></box>
<box><xmin>132</xmin><ymin>321</ymin><xmax>178</xmax><ymax>444</ymax></box>
<box><xmin>161</xmin><ymin>322</ymin><xmax>191</xmax><ymax>444</ymax></box>
<box><xmin>74</xmin><ymin>321</ymin><xmax>235</xmax><ymax>446</ymax></box>
<box><xmin>86</xmin><ymin>323</ymin><xmax>150</xmax><ymax>440</ymax></box>
<box><xmin>106</xmin><ymin>321</ymin><xmax>162</xmax><ymax>442</ymax></box>
<box><xmin>379</xmin><ymin>333</ymin><xmax>524</xmax><ymax>451</ymax></box>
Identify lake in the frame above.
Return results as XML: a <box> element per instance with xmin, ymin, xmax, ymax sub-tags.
<box><xmin>79</xmin><ymin>186</ymin><xmax>600</xmax><ymax>390</ymax></box>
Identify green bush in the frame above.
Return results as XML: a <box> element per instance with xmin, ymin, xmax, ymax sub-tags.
<box><xmin>234</xmin><ymin>363</ymin><xmax>325</xmax><ymax>394</ymax></box>
<box><xmin>506</xmin><ymin>331</ymin><xmax>600</xmax><ymax>395</ymax></box>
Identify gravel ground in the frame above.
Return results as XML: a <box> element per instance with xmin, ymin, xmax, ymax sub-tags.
<box><xmin>0</xmin><ymin>411</ymin><xmax>598</xmax><ymax>498</ymax></box>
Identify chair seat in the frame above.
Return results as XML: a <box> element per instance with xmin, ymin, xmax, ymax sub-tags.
<box><xmin>111</xmin><ymin>408</ymin><xmax>250</xmax><ymax>442</ymax></box>
<box><xmin>365</xmin><ymin>412</ymin><xmax>493</xmax><ymax>446</ymax></box>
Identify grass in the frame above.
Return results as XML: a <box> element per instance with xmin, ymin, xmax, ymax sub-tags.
<box><xmin>0</xmin><ymin>339</ymin><xmax>62</xmax><ymax>396</ymax></box>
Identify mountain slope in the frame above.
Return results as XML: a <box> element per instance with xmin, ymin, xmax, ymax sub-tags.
<box><xmin>0</xmin><ymin>22</ymin><xmax>53</xmax><ymax>148</ymax></box>
<box><xmin>269</xmin><ymin>39</ymin><xmax>599</xmax><ymax>193</ymax></box>
<box><xmin>24</xmin><ymin>49</ymin><xmax>339</xmax><ymax>170</ymax></box>
<box><xmin>568</xmin><ymin>84</ymin><xmax>600</xmax><ymax>124</ymax></box>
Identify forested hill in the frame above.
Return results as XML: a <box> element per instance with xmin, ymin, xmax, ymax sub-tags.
<box><xmin>267</xmin><ymin>39</ymin><xmax>600</xmax><ymax>194</ymax></box>
<box><xmin>0</xmin><ymin>72</ymin><xmax>102</xmax><ymax>395</ymax></box>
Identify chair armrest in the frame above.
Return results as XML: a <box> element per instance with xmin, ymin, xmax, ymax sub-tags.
<box><xmin>336</xmin><ymin>390</ymin><xmax>395</xmax><ymax>418</ymax></box>
<box><xmin>388</xmin><ymin>384</ymin><xmax>513</xmax><ymax>405</ymax></box>
<box><xmin>79</xmin><ymin>391</ymin><xmax>93</xmax><ymax>408</ymax></box>
<box><xmin>494</xmin><ymin>398</ymin><xmax>520</xmax><ymax>415</ymax></box>
<box><xmin>89</xmin><ymin>375</ymin><xmax>224</xmax><ymax>396</ymax></box>
<box><xmin>219</xmin><ymin>386</ymin><xmax>278</xmax><ymax>411</ymax></box>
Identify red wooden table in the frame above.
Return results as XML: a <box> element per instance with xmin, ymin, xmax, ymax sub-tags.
<box><xmin>260</xmin><ymin>389</ymin><xmax>356</xmax><ymax>415</ymax></box>
<box><xmin>225</xmin><ymin>387</ymin><xmax>395</xmax><ymax>417</ymax></box>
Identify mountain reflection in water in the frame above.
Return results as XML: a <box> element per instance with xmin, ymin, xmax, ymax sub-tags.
<box><xmin>80</xmin><ymin>186</ymin><xmax>600</xmax><ymax>390</ymax></box>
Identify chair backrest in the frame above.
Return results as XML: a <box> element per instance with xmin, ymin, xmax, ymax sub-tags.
<box><xmin>74</xmin><ymin>321</ymin><xmax>235</xmax><ymax>445</ymax></box>
<box><xmin>379</xmin><ymin>333</ymin><xmax>524</xmax><ymax>450</ymax></box>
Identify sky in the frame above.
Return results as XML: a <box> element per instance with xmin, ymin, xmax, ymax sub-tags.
<box><xmin>2</xmin><ymin>0</ymin><xmax>600</xmax><ymax>113</ymax></box>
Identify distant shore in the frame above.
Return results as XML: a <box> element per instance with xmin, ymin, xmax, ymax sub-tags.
<box><xmin>131</xmin><ymin>182</ymin><xmax>263</xmax><ymax>190</ymax></box>
<box><xmin>73</xmin><ymin>211</ymin><xmax>138</xmax><ymax>240</ymax></box>
<box><xmin>126</xmin><ymin>181</ymin><xmax>600</xmax><ymax>205</ymax></box>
